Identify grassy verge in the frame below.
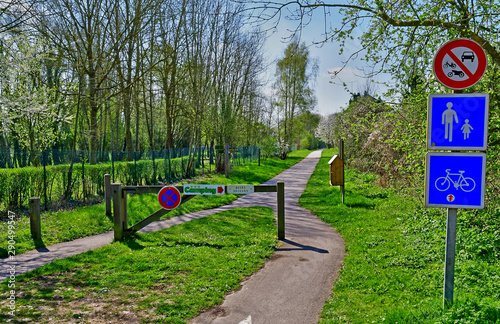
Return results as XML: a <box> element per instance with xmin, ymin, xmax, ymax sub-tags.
<box><xmin>0</xmin><ymin>206</ymin><xmax>277</xmax><ymax>323</ymax></box>
<box><xmin>0</xmin><ymin>150</ymin><xmax>311</xmax><ymax>258</ymax></box>
<box><xmin>299</xmin><ymin>148</ymin><xmax>500</xmax><ymax>323</ymax></box>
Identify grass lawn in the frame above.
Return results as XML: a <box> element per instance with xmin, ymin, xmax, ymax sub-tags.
<box><xmin>0</xmin><ymin>207</ymin><xmax>277</xmax><ymax>323</ymax></box>
<box><xmin>0</xmin><ymin>150</ymin><xmax>312</xmax><ymax>257</ymax></box>
<box><xmin>299</xmin><ymin>148</ymin><xmax>500</xmax><ymax>323</ymax></box>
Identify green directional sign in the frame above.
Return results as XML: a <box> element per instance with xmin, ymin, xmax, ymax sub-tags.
<box><xmin>183</xmin><ymin>184</ymin><xmax>225</xmax><ymax>195</ymax></box>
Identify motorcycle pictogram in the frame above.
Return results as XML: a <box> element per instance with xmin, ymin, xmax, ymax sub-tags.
<box><xmin>443</xmin><ymin>61</ymin><xmax>457</xmax><ymax>69</ymax></box>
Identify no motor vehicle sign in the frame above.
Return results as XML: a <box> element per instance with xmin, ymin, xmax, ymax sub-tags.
<box><xmin>433</xmin><ymin>39</ymin><xmax>487</xmax><ymax>90</ymax></box>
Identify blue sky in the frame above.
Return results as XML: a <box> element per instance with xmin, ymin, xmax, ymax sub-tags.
<box><xmin>260</xmin><ymin>6</ymin><xmax>389</xmax><ymax>116</ymax></box>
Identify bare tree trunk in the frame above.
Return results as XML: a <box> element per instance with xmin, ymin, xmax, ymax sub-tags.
<box><xmin>89</xmin><ymin>70</ymin><xmax>99</xmax><ymax>164</ymax></box>
<box><xmin>65</xmin><ymin>84</ymin><xmax>82</xmax><ymax>200</ymax></box>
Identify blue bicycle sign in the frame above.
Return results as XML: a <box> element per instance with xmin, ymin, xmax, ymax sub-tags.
<box><xmin>425</xmin><ymin>153</ymin><xmax>486</xmax><ymax>209</ymax></box>
<box><xmin>435</xmin><ymin>169</ymin><xmax>476</xmax><ymax>192</ymax></box>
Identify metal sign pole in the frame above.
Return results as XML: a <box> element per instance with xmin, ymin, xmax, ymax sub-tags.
<box><xmin>430</xmin><ymin>40</ymin><xmax>489</xmax><ymax>309</ymax></box>
<box><xmin>443</xmin><ymin>207</ymin><xmax>458</xmax><ymax>307</ymax></box>
<box><xmin>339</xmin><ymin>139</ymin><xmax>345</xmax><ymax>204</ymax></box>
<box><xmin>444</xmin><ymin>88</ymin><xmax>461</xmax><ymax>307</ymax></box>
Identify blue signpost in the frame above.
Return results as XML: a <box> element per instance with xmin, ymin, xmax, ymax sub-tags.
<box><xmin>427</xmin><ymin>94</ymin><xmax>489</xmax><ymax>150</ymax></box>
<box><xmin>429</xmin><ymin>40</ymin><xmax>489</xmax><ymax>309</ymax></box>
<box><xmin>426</xmin><ymin>153</ymin><xmax>486</xmax><ymax>209</ymax></box>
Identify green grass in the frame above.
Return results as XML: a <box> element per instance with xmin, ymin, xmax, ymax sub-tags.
<box><xmin>299</xmin><ymin>148</ymin><xmax>500</xmax><ymax>323</ymax></box>
<box><xmin>0</xmin><ymin>150</ymin><xmax>312</xmax><ymax>257</ymax></box>
<box><xmin>0</xmin><ymin>207</ymin><xmax>278</xmax><ymax>323</ymax></box>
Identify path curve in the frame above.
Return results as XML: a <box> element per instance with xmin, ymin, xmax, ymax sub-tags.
<box><xmin>0</xmin><ymin>150</ymin><xmax>345</xmax><ymax>324</ymax></box>
<box><xmin>190</xmin><ymin>150</ymin><xmax>345</xmax><ymax>324</ymax></box>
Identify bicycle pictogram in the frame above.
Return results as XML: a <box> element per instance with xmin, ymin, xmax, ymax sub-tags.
<box><xmin>435</xmin><ymin>169</ymin><xmax>476</xmax><ymax>192</ymax></box>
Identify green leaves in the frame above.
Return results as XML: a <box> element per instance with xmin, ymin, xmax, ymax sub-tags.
<box><xmin>0</xmin><ymin>35</ymin><xmax>68</xmax><ymax>160</ymax></box>
<box><xmin>274</xmin><ymin>39</ymin><xmax>318</xmax><ymax>158</ymax></box>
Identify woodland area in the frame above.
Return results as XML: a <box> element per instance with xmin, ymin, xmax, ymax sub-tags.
<box><xmin>0</xmin><ymin>0</ymin><xmax>320</xmax><ymax>175</ymax></box>
<box><xmin>3</xmin><ymin>0</ymin><xmax>500</xmax><ymax>211</ymax></box>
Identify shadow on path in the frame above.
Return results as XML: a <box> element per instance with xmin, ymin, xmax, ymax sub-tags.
<box><xmin>278</xmin><ymin>239</ymin><xmax>329</xmax><ymax>254</ymax></box>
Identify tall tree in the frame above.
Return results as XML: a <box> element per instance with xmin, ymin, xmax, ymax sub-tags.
<box><xmin>0</xmin><ymin>35</ymin><xmax>70</xmax><ymax>165</ymax></box>
<box><xmin>35</xmin><ymin>0</ymin><xmax>145</xmax><ymax>163</ymax></box>
<box><xmin>0</xmin><ymin>0</ymin><xmax>41</xmax><ymax>33</ymax></box>
<box><xmin>273</xmin><ymin>40</ymin><xmax>317</xmax><ymax>159</ymax></box>
<box><xmin>112</xmin><ymin>0</ymin><xmax>155</xmax><ymax>159</ymax></box>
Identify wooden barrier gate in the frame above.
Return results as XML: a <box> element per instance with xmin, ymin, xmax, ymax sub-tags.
<box><xmin>108</xmin><ymin>180</ymin><xmax>285</xmax><ymax>241</ymax></box>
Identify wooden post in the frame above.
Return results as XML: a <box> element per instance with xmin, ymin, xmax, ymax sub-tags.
<box><xmin>104</xmin><ymin>174</ymin><xmax>111</xmax><ymax>216</ymax></box>
<box><xmin>338</xmin><ymin>139</ymin><xmax>345</xmax><ymax>204</ymax></box>
<box><xmin>29</xmin><ymin>197</ymin><xmax>41</xmax><ymax>240</ymax></box>
<box><xmin>444</xmin><ymin>208</ymin><xmax>458</xmax><ymax>307</ymax></box>
<box><xmin>341</xmin><ymin>180</ymin><xmax>345</xmax><ymax>205</ymax></box>
<box><xmin>111</xmin><ymin>183</ymin><xmax>124</xmax><ymax>240</ymax></box>
<box><xmin>277</xmin><ymin>181</ymin><xmax>285</xmax><ymax>239</ymax></box>
<box><xmin>338</xmin><ymin>139</ymin><xmax>344</xmax><ymax>160</ymax></box>
<box><xmin>224</xmin><ymin>142</ymin><xmax>229</xmax><ymax>178</ymax></box>
<box><xmin>122</xmin><ymin>190</ymin><xmax>128</xmax><ymax>231</ymax></box>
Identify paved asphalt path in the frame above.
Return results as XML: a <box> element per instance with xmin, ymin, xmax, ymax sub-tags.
<box><xmin>190</xmin><ymin>150</ymin><xmax>345</xmax><ymax>324</ymax></box>
<box><xmin>0</xmin><ymin>150</ymin><xmax>345</xmax><ymax>324</ymax></box>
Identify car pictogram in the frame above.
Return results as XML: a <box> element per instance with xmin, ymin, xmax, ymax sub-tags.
<box><xmin>461</xmin><ymin>51</ymin><xmax>475</xmax><ymax>62</ymax></box>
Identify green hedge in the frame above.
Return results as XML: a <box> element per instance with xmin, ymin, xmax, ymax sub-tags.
<box><xmin>0</xmin><ymin>146</ymin><xmax>260</xmax><ymax>214</ymax></box>
<box><xmin>0</xmin><ymin>157</ymin><xmax>195</xmax><ymax>213</ymax></box>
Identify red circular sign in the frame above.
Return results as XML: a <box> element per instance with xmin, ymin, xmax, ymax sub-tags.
<box><xmin>158</xmin><ymin>186</ymin><xmax>182</xmax><ymax>210</ymax></box>
<box><xmin>433</xmin><ymin>39</ymin><xmax>487</xmax><ymax>90</ymax></box>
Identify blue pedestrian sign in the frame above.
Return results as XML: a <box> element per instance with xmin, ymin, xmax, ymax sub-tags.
<box><xmin>427</xmin><ymin>93</ymin><xmax>489</xmax><ymax>150</ymax></box>
<box><xmin>425</xmin><ymin>153</ymin><xmax>486</xmax><ymax>209</ymax></box>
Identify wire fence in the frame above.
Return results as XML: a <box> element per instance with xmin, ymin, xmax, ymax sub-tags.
<box><xmin>0</xmin><ymin>145</ymin><xmax>260</xmax><ymax>215</ymax></box>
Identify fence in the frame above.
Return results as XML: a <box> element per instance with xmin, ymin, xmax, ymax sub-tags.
<box><xmin>0</xmin><ymin>145</ymin><xmax>260</xmax><ymax>215</ymax></box>
<box><xmin>110</xmin><ymin>182</ymin><xmax>285</xmax><ymax>240</ymax></box>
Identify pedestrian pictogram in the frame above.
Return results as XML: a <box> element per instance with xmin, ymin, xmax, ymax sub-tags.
<box><xmin>427</xmin><ymin>93</ymin><xmax>489</xmax><ymax>150</ymax></box>
<box><xmin>158</xmin><ymin>186</ymin><xmax>182</xmax><ymax>210</ymax></box>
<box><xmin>425</xmin><ymin>153</ymin><xmax>486</xmax><ymax>209</ymax></box>
<box><xmin>442</xmin><ymin>102</ymin><xmax>459</xmax><ymax>142</ymax></box>
<box><xmin>433</xmin><ymin>39</ymin><xmax>487</xmax><ymax>90</ymax></box>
